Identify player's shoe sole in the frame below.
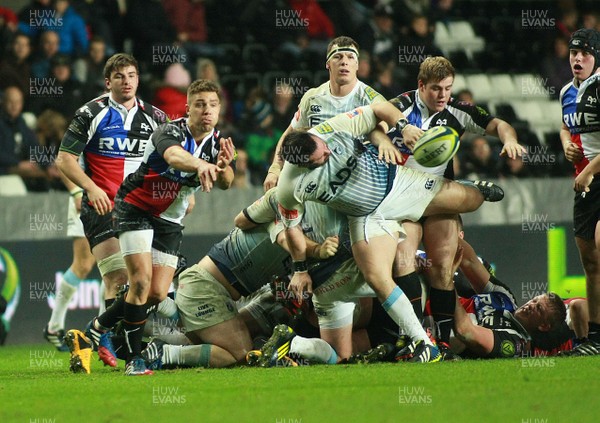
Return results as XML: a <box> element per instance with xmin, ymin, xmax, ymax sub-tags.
<box><xmin>349</xmin><ymin>343</ymin><xmax>395</xmax><ymax>364</ymax></box>
<box><xmin>65</xmin><ymin>329</ymin><xmax>93</xmax><ymax>374</ymax></box>
<box><xmin>43</xmin><ymin>325</ymin><xmax>69</xmax><ymax>352</ymax></box>
<box><xmin>559</xmin><ymin>339</ymin><xmax>600</xmax><ymax>357</ymax></box>
<box><xmin>258</xmin><ymin>324</ymin><xmax>296</xmax><ymax>368</ymax></box>
<box><xmin>246</xmin><ymin>350</ymin><xmax>262</xmax><ymax>366</ymax></box>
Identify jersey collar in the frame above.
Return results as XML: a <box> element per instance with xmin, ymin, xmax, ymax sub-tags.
<box><xmin>108</xmin><ymin>94</ymin><xmax>139</xmax><ymax>121</ymax></box>
<box><xmin>414</xmin><ymin>90</ymin><xmax>431</xmax><ymax>120</ymax></box>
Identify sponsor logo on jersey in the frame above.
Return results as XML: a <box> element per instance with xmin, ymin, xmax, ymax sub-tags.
<box><xmin>278</xmin><ymin>204</ymin><xmax>299</xmax><ymax>220</ymax></box>
<box><xmin>346</xmin><ymin>108</ymin><xmax>363</xmax><ymax>118</ymax></box>
<box><xmin>365</xmin><ymin>86</ymin><xmax>378</xmax><ymax>101</ymax></box>
<box><xmin>310</xmin><ymin>104</ymin><xmax>322</xmax><ymax>113</ymax></box>
<box><xmin>501</xmin><ymin>340</ymin><xmax>515</xmax><ymax>357</ymax></box>
<box><xmin>424</xmin><ymin>179</ymin><xmax>435</xmax><ymax>190</ymax></box>
<box><xmin>435</xmin><ymin>118</ymin><xmax>447</xmax><ymax>125</ymax></box>
<box><xmin>98</xmin><ymin>137</ymin><xmax>149</xmax><ymax>154</ymax></box>
<box><xmin>315</xmin><ymin>122</ymin><xmax>334</xmax><ymax>135</ymax></box>
<box><xmin>140</xmin><ymin>122</ymin><xmax>152</xmax><ymax>133</ymax></box>
<box><xmin>563</xmin><ymin>112</ymin><xmax>600</xmax><ymax>129</ymax></box>
<box><xmin>305</xmin><ymin>181</ymin><xmax>317</xmax><ymax>194</ymax></box>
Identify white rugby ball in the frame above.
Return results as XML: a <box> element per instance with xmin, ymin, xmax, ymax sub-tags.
<box><xmin>413</xmin><ymin>126</ymin><xmax>460</xmax><ymax>167</ymax></box>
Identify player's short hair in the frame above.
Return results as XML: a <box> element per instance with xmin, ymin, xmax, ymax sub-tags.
<box><xmin>545</xmin><ymin>292</ymin><xmax>567</xmax><ymax>330</ymax></box>
<box><xmin>280</xmin><ymin>130</ymin><xmax>317</xmax><ymax>167</ymax></box>
<box><xmin>187</xmin><ymin>79</ymin><xmax>220</xmax><ymax>102</ymax></box>
<box><xmin>327</xmin><ymin>36</ymin><xmax>359</xmax><ymax>56</ymax></box>
<box><xmin>417</xmin><ymin>56</ymin><xmax>455</xmax><ymax>84</ymax></box>
<box><xmin>104</xmin><ymin>53</ymin><xmax>139</xmax><ymax>79</ymax></box>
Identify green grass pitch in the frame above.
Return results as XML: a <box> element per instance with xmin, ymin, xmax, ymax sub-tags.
<box><xmin>1</xmin><ymin>343</ymin><xmax>598</xmax><ymax>423</ymax></box>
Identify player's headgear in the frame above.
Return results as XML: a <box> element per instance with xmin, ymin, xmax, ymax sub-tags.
<box><xmin>569</xmin><ymin>28</ymin><xmax>600</xmax><ymax>71</ymax></box>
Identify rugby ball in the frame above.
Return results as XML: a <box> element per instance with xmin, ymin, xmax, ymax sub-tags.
<box><xmin>412</xmin><ymin>126</ymin><xmax>460</xmax><ymax>167</ymax></box>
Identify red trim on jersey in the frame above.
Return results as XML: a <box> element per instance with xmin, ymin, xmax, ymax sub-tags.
<box><xmin>124</xmin><ymin>171</ymin><xmax>183</xmax><ymax>216</ymax></box>
<box><xmin>571</xmin><ymin>133</ymin><xmax>590</xmax><ymax>176</ymax></box>
<box><xmin>424</xmin><ymin>296</ymin><xmax>475</xmax><ymax>316</ymax></box>
<box><xmin>85</xmin><ymin>152</ymin><xmax>125</xmax><ymax>204</ymax></box>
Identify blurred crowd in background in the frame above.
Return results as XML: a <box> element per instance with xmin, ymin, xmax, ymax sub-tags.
<box><xmin>0</xmin><ymin>0</ymin><xmax>598</xmax><ymax>192</ymax></box>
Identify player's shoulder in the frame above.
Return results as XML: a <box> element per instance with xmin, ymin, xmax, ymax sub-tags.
<box><xmin>73</xmin><ymin>93</ymin><xmax>110</xmax><ymax>119</ymax></box>
<box><xmin>136</xmin><ymin>98</ymin><xmax>168</xmax><ymax>124</ymax></box>
<box><xmin>389</xmin><ymin>90</ymin><xmax>415</xmax><ymax>109</ymax></box>
<box><xmin>559</xmin><ymin>80</ymin><xmax>575</xmax><ymax>102</ymax></box>
<box><xmin>154</xmin><ymin>117</ymin><xmax>186</xmax><ymax>138</ymax></box>
<box><xmin>302</xmin><ymin>82</ymin><xmax>330</xmax><ymax>101</ymax></box>
<box><xmin>356</xmin><ymin>80</ymin><xmax>384</xmax><ymax>102</ymax></box>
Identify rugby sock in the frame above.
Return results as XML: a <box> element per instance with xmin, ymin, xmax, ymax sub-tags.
<box><xmin>163</xmin><ymin>344</ymin><xmax>212</xmax><ymax>368</ymax></box>
<box><xmin>123</xmin><ymin>302</ymin><xmax>147</xmax><ymax>360</ymax></box>
<box><xmin>97</xmin><ymin>295</ymin><xmax>126</xmax><ymax>329</ymax></box>
<box><xmin>156</xmin><ymin>296</ymin><xmax>179</xmax><ymax>321</ymax></box>
<box><xmin>48</xmin><ymin>269</ymin><xmax>79</xmax><ymax>332</ymax></box>
<box><xmin>588</xmin><ymin>322</ymin><xmax>600</xmax><ymax>343</ymax></box>
<box><xmin>382</xmin><ymin>286</ymin><xmax>431</xmax><ymax>345</ymax></box>
<box><xmin>289</xmin><ymin>336</ymin><xmax>338</xmax><ymax>364</ymax></box>
<box><xmin>393</xmin><ymin>273</ymin><xmax>423</xmax><ymax>321</ymax></box>
<box><xmin>429</xmin><ymin>287</ymin><xmax>456</xmax><ymax>343</ymax></box>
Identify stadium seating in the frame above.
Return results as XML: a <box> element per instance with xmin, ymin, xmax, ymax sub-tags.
<box><xmin>0</xmin><ymin>175</ymin><xmax>28</xmax><ymax>196</ymax></box>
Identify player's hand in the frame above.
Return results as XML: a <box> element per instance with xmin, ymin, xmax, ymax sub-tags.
<box><xmin>564</xmin><ymin>142</ymin><xmax>584</xmax><ymax>164</ymax></box>
<box><xmin>87</xmin><ymin>185</ymin><xmax>112</xmax><ymax>215</ymax></box>
<box><xmin>288</xmin><ymin>272</ymin><xmax>313</xmax><ymax>305</ymax></box>
<box><xmin>263</xmin><ymin>172</ymin><xmax>279</xmax><ymax>192</ymax></box>
<box><xmin>216</xmin><ymin>137</ymin><xmax>235</xmax><ymax>169</ymax></box>
<box><xmin>500</xmin><ymin>140</ymin><xmax>526</xmax><ymax>159</ymax></box>
<box><xmin>315</xmin><ymin>236</ymin><xmax>339</xmax><ymax>259</ymax></box>
<box><xmin>196</xmin><ymin>161</ymin><xmax>223</xmax><ymax>193</ymax></box>
<box><xmin>574</xmin><ymin>170</ymin><xmax>593</xmax><ymax>193</ymax></box>
<box><xmin>401</xmin><ymin>125</ymin><xmax>424</xmax><ymax>151</ymax></box>
<box><xmin>377</xmin><ymin>137</ymin><xmax>403</xmax><ymax>164</ymax></box>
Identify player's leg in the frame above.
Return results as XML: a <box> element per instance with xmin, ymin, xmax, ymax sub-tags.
<box><xmin>568</xmin><ymin>299</ymin><xmax>589</xmax><ymax>339</ymax></box>
<box><xmin>45</xmin><ymin>236</ymin><xmax>95</xmax><ymax>350</ymax></box>
<box><xmin>422</xmin><ymin>180</ymin><xmax>485</xmax><ymax>216</ymax></box>
<box><xmin>422</xmin><ymin>215</ymin><xmax>459</xmax><ymax>344</ymax></box>
<box><xmin>119</xmin><ymin>229</ymin><xmax>154</xmax><ymax>375</ymax></box>
<box><xmin>393</xmin><ymin>221</ymin><xmax>424</xmax><ymax>320</ymax></box>
<box><xmin>576</xmin><ymin>233</ymin><xmax>600</xmax><ymax>344</ymax></box>
<box><xmin>350</xmin><ymin>230</ymin><xmax>434</xmax><ymax>350</ymax></box>
<box><xmin>167</xmin><ymin>263</ymin><xmax>252</xmax><ymax>368</ymax></box>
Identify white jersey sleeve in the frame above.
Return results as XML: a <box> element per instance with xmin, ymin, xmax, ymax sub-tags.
<box><xmin>309</xmin><ymin>106</ymin><xmax>377</xmax><ymax>142</ymax></box>
<box><xmin>277</xmin><ymin>163</ymin><xmax>306</xmax><ymax>228</ymax></box>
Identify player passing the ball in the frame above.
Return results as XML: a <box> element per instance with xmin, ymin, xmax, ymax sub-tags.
<box><xmin>276</xmin><ymin>100</ymin><xmax>504</xmax><ymax>362</ymax></box>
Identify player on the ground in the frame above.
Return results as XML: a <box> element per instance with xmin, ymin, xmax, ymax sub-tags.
<box><xmin>277</xmin><ymin>101</ymin><xmax>505</xmax><ymax>362</ymax></box>
<box><xmin>385</xmin><ymin>56</ymin><xmax>525</xmax><ymax>347</ymax></box>
<box><xmin>559</xmin><ymin>28</ymin><xmax>600</xmax><ymax>356</ymax></box>
<box><xmin>263</xmin><ymin>36</ymin><xmax>385</xmax><ymax>191</ymax></box>
<box><xmin>140</xmin><ymin>188</ymin><xmax>340</xmax><ymax>369</ymax></box>
<box><xmin>56</xmin><ymin>53</ymin><xmax>167</xmax><ymax>373</ymax></box>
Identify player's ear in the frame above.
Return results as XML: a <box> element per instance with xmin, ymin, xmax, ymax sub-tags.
<box><xmin>538</xmin><ymin>322</ymin><xmax>551</xmax><ymax>332</ymax></box>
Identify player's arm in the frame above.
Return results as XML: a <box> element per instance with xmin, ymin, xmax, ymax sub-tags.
<box><xmin>215</xmin><ymin>137</ymin><xmax>235</xmax><ymax>190</ymax></box>
<box><xmin>457</xmin><ymin>238</ymin><xmax>491</xmax><ymax>293</ymax></box>
<box><xmin>277</xmin><ymin>168</ymin><xmax>312</xmax><ymax>303</ymax></box>
<box><xmin>560</xmin><ymin>123</ymin><xmax>584</xmax><ymax>163</ymax></box>
<box><xmin>264</xmin><ymin>124</ymin><xmax>294</xmax><ymax>191</ymax></box>
<box><xmin>484</xmin><ymin>117</ymin><xmax>526</xmax><ymax>159</ymax></box>
<box><xmin>453</xmin><ymin>300</ymin><xmax>496</xmax><ymax>356</ymax></box>
<box><xmin>163</xmin><ymin>145</ymin><xmax>222</xmax><ymax>192</ymax></box>
<box><xmin>57</xmin><ymin>112</ymin><xmax>111</xmax><ymax>215</ymax></box>
<box><xmin>58</xmin><ymin>169</ymin><xmax>85</xmax><ymax>211</ymax></box>
<box><xmin>275</xmin><ymin>229</ymin><xmax>339</xmax><ymax>260</ymax></box>
<box><xmin>234</xmin><ymin>187</ymin><xmax>278</xmax><ymax>230</ymax></box>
